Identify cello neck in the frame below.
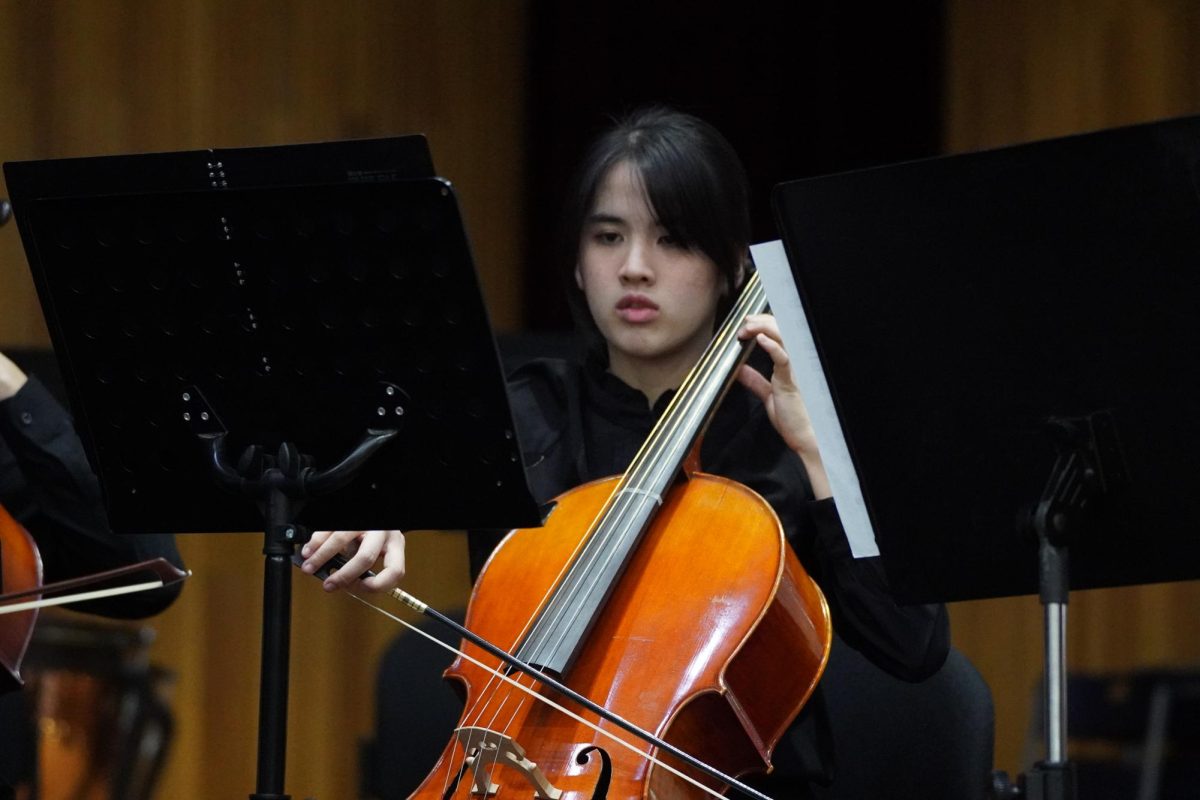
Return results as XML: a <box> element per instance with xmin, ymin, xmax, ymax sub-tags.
<box><xmin>516</xmin><ymin>272</ymin><xmax>768</xmax><ymax>675</ymax></box>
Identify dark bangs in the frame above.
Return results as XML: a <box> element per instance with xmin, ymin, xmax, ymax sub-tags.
<box><xmin>628</xmin><ymin>118</ymin><xmax>750</xmax><ymax>286</ymax></box>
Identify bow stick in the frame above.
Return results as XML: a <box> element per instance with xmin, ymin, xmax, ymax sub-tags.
<box><xmin>0</xmin><ymin>558</ymin><xmax>190</xmax><ymax>615</ymax></box>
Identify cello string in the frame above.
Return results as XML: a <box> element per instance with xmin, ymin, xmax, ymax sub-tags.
<box><xmin>524</xmin><ymin>274</ymin><xmax>760</xmax><ymax>647</ymax></box>
<box><xmin>440</xmin><ymin>674</ymin><xmax>515</xmax><ymax>799</ymax></box>
<box><xmin>483</xmin><ymin>277</ymin><xmax>764</xmax><ymax>766</ymax></box>
<box><xmin>482</xmin><ymin>272</ymin><xmax>756</xmax><ymax>678</ymax></box>
<box><xmin>440</xmin><ymin>375</ymin><xmax>710</xmax><ymax>761</ymax></box>
<box><xmin>524</xmin><ymin>273</ymin><xmax>764</xmax><ymax>673</ymax></box>
<box><xmin>495</xmin><ymin>276</ymin><xmax>762</xmax><ymax>772</ymax></box>
<box><xmin>443</xmin><ymin>676</ymin><xmax>504</xmax><ymax>797</ymax></box>
<box><xmin>443</xmin><ymin>502</ymin><xmax>620</xmax><ymax>772</ymax></box>
<box><xmin>475</xmin><ymin>672</ymin><xmax>533</xmax><ymax>790</ymax></box>
<box><xmin>446</xmin><ymin>274</ymin><xmax>762</xmax><ymax>741</ymax></box>
<box><xmin>526</xmin><ymin>273</ymin><xmax>756</xmax><ymax>638</ymax></box>
<box><xmin>621</xmin><ymin>271</ymin><xmax>764</xmax><ymax>491</ymax></box>
<box><xmin>446</xmin><ymin>684</ymin><xmax>531</xmax><ymax>799</ymax></box>
<box><xmin>343</xmin><ymin>590</ymin><xmax>776</xmax><ymax>800</ymax></box>
<box><xmin>436</xmin><ymin>272</ymin><xmax>766</xmax><ymax>791</ymax></box>
<box><xmin>443</xmin><ymin>636</ymin><xmax>540</xmax><ymax>794</ymax></box>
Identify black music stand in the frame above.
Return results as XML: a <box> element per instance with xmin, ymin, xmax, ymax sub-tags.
<box><xmin>3</xmin><ymin>137</ymin><xmax>542</xmax><ymax>800</ymax></box>
<box><xmin>767</xmin><ymin>115</ymin><xmax>1200</xmax><ymax>800</ymax></box>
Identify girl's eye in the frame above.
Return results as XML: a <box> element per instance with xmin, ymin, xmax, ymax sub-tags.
<box><xmin>595</xmin><ymin>231</ymin><xmax>622</xmax><ymax>245</ymax></box>
<box><xmin>659</xmin><ymin>234</ymin><xmax>679</xmax><ymax>248</ymax></box>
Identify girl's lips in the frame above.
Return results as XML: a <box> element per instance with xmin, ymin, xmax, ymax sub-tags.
<box><xmin>616</xmin><ymin>295</ymin><xmax>660</xmax><ymax>324</ymax></box>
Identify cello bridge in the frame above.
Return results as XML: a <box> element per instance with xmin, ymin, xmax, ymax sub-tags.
<box><xmin>456</xmin><ymin>725</ymin><xmax>564</xmax><ymax>799</ymax></box>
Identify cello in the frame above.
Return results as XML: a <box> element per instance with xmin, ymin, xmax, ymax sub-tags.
<box><xmin>404</xmin><ymin>271</ymin><xmax>832</xmax><ymax>799</ymax></box>
<box><xmin>0</xmin><ymin>500</ymin><xmax>42</xmax><ymax>693</ymax></box>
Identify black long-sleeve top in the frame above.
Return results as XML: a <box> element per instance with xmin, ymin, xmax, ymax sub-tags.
<box><xmin>0</xmin><ymin>376</ymin><xmax>184</xmax><ymax>619</ymax></box>
<box><xmin>469</xmin><ymin>356</ymin><xmax>949</xmax><ymax>786</ymax></box>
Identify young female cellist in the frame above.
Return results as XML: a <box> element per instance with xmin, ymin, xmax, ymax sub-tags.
<box><xmin>302</xmin><ymin>107</ymin><xmax>949</xmax><ymax>797</ymax></box>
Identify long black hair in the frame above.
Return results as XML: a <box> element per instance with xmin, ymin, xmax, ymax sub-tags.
<box><xmin>560</xmin><ymin>107</ymin><xmax>752</xmax><ymax>364</ymax></box>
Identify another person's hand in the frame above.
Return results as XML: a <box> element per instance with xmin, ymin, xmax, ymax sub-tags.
<box><xmin>737</xmin><ymin>314</ymin><xmax>831</xmax><ymax>500</ymax></box>
<box><xmin>299</xmin><ymin>529</ymin><xmax>406</xmax><ymax>593</ymax></box>
<box><xmin>0</xmin><ymin>352</ymin><xmax>29</xmax><ymax>402</ymax></box>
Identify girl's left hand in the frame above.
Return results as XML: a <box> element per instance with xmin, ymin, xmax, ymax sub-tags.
<box><xmin>737</xmin><ymin>314</ymin><xmax>831</xmax><ymax>500</ymax></box>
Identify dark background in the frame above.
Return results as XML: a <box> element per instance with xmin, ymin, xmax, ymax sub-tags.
<box><xmin>521</xmin><ymin>2</ymin><xmax>944</xmax><ymax>329</ymax></box>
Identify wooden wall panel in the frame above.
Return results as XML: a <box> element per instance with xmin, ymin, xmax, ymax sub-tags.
<box><xmin>0</xmin><ymin>0</ymin><xmax>528</xmax><ymax>341</ymax></box>
<box><xmin>945</xmin><ymin>0</ymin><xmax>1200</xmax><ymax>776</ymax></box>
<box><xmin>10</xmin><ymin>0</ymin><xmax>1200</xmax><ymax>794</ymax></box>
<box><xmin>0</xmin><ymin>1</ymin><xmax>525</xmax><ymax>797</ymax></box>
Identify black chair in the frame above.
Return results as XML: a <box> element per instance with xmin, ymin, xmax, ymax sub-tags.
<box><xmin>362</xmin><ymin>611</ymin><xmax>466</xmax><ymax>800</ymax></box>
<box><xmin>812</xmin><ymin>635</ymin><xmax>996</xmax><ymax>800</ymax></box>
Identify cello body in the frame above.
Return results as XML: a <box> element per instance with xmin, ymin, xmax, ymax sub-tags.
<box><xmin>408</xmin><ymin>474</ymin><xmax>830</xmax><ymax>799</ymax></box>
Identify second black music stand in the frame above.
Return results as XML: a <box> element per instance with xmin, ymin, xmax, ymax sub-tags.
<box><xmin>766</xmin><ymin>115</ymin><xmax>1200</xmax><ymax>800</ymax></box>
<box><xmin>4</xmin><ymin>136</ymin><xmax>542</xmax><ymax>800</ymax></box>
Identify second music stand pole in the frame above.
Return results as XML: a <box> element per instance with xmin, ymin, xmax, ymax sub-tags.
<box><xmin>1027</xmin><ymin>512</ymin><xmax>1075</xmax><ymax>800</ymax></box>
<box><xmin>1020</xmin><ymin>412</ymin><xmax>1122</xmax><ymax>800</ymax></box>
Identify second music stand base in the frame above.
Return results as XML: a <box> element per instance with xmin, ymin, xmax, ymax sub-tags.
<box><xmin>1023</xmin><ymin>761</ymin><xmax>1076</xmax><ymax>800</ymax></box>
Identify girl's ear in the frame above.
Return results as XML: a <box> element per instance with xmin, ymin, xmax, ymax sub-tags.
<box><xmin>574</xmin><ymin>263</ymin><xmax>584</xmax><ymax>291</ymax></box>
<box><xmin>729</xmin><ymin>252</ymin><xmax>748</xmax><ymax>294</ymax></box>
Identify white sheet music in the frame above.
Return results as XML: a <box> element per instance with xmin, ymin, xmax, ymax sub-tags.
<box><xmin>750</xmin><ymin>240</ymin><xmax>880</xmax><ymax>558</ymax></box>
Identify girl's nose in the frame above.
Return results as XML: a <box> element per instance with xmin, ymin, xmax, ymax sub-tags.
<box><xmin>618</xmin><ymin>240</ymin><xmax>655</xmax><ymax>283</ymax></box>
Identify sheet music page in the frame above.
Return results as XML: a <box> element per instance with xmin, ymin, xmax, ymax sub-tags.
<box><xmin>750</xmin><ymin>240</ymin><xmax>880</xmax><ymax>558</ymax></box>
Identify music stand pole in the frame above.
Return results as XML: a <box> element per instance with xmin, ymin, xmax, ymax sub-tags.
<box><xmin>1026</xmin><ymin>529</ymin><xmax>1075</xmax><ymax>800</ymax></box>
<box><xmin>1019</xmin><ymin>413</ymin><xmax>1122</xmax><ymax>800</ymax></box>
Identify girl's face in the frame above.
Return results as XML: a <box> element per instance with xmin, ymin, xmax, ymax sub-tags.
<box><xmin>575</xmin><ymin>161</ymin><xmax>726</xmax><ymax>384</ymax></box>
